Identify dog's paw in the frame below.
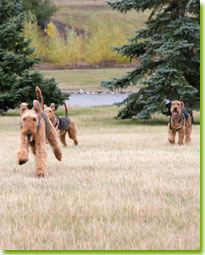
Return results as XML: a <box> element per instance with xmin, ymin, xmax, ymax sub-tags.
<box><xmin>17</xmin><ymin>153</ymin><xmax>28</xmax><ymax>165</ymax></box>
<box><xmin>37</xmin><ymin>173</ymin><xmax>44</xmax><ymax>178</ymax></box>
<box><xmin>18</xmin><ymin>160</ymin><xmax>27</xmax><ymax>165</ymax></box>
<box><xmin>54</xmin><ymin>149</ymin><xmax>62</xmax><ymax>161</ymax></box>
<box><xmin>168</xmin><ymin>138</ymin><xmax>175</xmax><ymax>144</ymax></box>
<box><xmin>185</xmin><ymin>139</ymin><xmax>191</xmax><ymax>144</ymax></box>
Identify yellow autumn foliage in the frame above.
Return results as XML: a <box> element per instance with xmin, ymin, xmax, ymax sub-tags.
<box><xmin>23</xmin><ymin>17</ymin><xmax>129</xmax><ymax>65</ymax></box>
<box><xmin>23</xmin><ymin>14</ymin><xmax>45</xmax><ymax>58</ymax></box>
<box><xmin>84</xmin><ymin>15</ymin><xmax>129</xmax><ymax>64</ymax></box>
<box><xmin>44</xmin><ymin>22</ymin><xmax>84</xmax><ymax>64</ymax></box>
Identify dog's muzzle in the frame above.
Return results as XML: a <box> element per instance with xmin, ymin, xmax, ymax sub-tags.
<box><xmin>25</xmin><ymin>131</ymin><xmax>33</xmax><ymax>143</ymax></box>
<box><xmin>172</xmin><ymin>108</ymin><xmax>178</xmax><ymax>116</ymax></box>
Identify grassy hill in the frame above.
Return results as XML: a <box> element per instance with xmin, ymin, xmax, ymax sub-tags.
<box><xmin>24</xmin><ymin>0</ymin><xmax>150</xmax><ymax>67</ymax></box>
<box><xmin>52</xmin><ymin>0</ymin><xmax>149</xmax><ymax>35</ymax></box>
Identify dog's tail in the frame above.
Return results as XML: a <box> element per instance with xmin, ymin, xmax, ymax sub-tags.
<box><xmin>64</xmin><ymin>101</ymin><xmax>68</xmax><ymax>118</ymax></box>
<box><xmin>179</xmin><ymin>96</ymin><xmax>184</xmax><ymax>109</ymax></box>
<box><xmin>35</xmin><ymin>86</ymin><xmax>44</xmax><ymax>109</ymax></box>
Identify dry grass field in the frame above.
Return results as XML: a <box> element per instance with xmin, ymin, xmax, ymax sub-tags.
<box><xmin>0</xmin><ymin>106</ymin><xmax>200</xmax><ymax>250</ymax></box>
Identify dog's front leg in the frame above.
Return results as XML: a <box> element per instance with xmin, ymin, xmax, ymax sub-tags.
<box><xmin>168</xmin><ymin>124</ymin><xmax>176</xmax><ymax>144</ymax></box>
<box><xmin>17</xmin><ymin>134</ymin><xmax>29</xmax><ymax>165</ymax></box>
<box><xmin>178</xmin><ymin>127</ymin><xmax>185</xmax><ymax>145</ymax></box>
<box><xmin>185</xmin><ymin>115</ymin><xmax>192</xmax><ymax>144</ymax></box>
<box><xmin>35</xmin><ymin>142</ymin><xmax>47</xmax><ymax>177</ymax></box>
<box><xmin>47</xmin><ymin>123</ymin><xmax>62</xmax><ymax>160</ymax></box>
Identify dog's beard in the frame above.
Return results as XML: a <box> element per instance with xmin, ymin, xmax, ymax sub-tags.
<box><xmin>172</xmin><ymin>111</ymin><xmax>178</xmax><ymax>116</ymax></box>
<box><xmin>25</xmin><ymin>136</ymin><xmax>33</xmax><ymax>143</ymax></box>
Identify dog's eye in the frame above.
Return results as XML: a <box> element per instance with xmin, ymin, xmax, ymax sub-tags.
<box><xmin>23</xmin><ymin>117</ymin><xmax>26</xmax><ymax>121</ymax></box>
<box><xmin>33</xmin><ymin>118</ymin><xmax>36</xmax><ymax>121</ymax></box>
<box><xmin>178</xmin><ymin>103</ymin><xmax>180</xmax><ymax>106</ymax></box>
<box><xmin>49</xmin><ymin>110</ymin><xmax>51</xmax><ymax>113</ymax></box>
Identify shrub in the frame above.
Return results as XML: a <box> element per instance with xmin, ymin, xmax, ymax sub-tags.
<box><xmin>22</xmin><ymin>17</ymin><xmax>130</xmax><ymax>66</ymax></box>
<box><xmin>63</xmin><ymin>29</ymin><xmax>84</xmax><ymax>64</ymax></box>
<box><xmin>23</xmin><ymin>13</ymin><xmax>46</xmax><ymax>58</ymax></box>
<box><xmin>44</xmin><ymin>22</ymin><xmax>84</xmax><ymax>65</ymax></box>
<box><xmin>84</xmin><ymin>15</ymin><xmax>129</xmax><ymax>64</ymax></box>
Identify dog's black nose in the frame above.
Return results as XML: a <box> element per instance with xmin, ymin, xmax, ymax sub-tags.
<box><xmin>174</xmin><ymin>107</ymin><xmax>177</xmax><ymax>111</ymax></box>
<box><xmin>27</xmin><ymin>131</ymin><xmax>32</xmax><ymax>138</ymax></box>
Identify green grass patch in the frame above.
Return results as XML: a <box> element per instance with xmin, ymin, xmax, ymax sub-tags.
<box><xmin>2</xmin><ymin>105</ymin><xmax>200</xmax><ymax>127</ymax></box>
<box><xmin>41</xmin><ymin>68</ymin><xmax>135</xmax><ymax>91</ymax></box>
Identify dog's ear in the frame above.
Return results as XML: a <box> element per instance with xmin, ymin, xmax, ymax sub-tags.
<box><xmin>50</xmin><ymin>103</ymin><xmax>56</xmax><ymax>111</ymax></box>
<box><xmin>33</xmin><ymin>100</ymin><xmax>41</xmax><ymax>115</ymax></box>
<box><xmin>20</xmin><ymin>103</ymin><xmax>28</xmax><ymax>116</ymax></box>
<box><xmin>179</xmin><ymin>96</ymin><xmax>184</xmax><ymax>109</ymax></box>
<box><xmin>44</xmin><ymin>104</ymin><xmax>48</xmax><ymax>109</ymax></box>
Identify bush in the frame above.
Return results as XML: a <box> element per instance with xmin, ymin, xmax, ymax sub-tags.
<box><xmin>23</xmin><ymin>13</ymin><xmax>46</xmax><ymax>58</ymax></box>
<box><xmin>22</xmin><ymin>17</ymin><xmax>130</xmax><ymax>66</ymax></box>
<box><xmin>44</xmin><ymin>22</ymin><xmax>84</xmax><ymax>65</ymax></box>
<box><xmin>84</xmin><ymin>15</ymin><xmax>129</xmax><ymax>64</ymax></box>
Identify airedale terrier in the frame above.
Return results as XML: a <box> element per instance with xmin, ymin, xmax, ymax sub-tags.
<box><xmin>168</xmin><ymin>99</ymin><xmax>192</xmax><ymax>145</ymax></box>
<box><xmin>35</xmin><ymin>86</ymin><xmax>78</xmax><ymax>146</ymax></box>
<box><xmin>17</xmin><ymin>98</ymin><xmax>62</xmax><ymax>177</ymax></box>
<box><xmin>44</xmin><ymin>102</ymin><xmax>78</xmax><ymax>146</ymax></box>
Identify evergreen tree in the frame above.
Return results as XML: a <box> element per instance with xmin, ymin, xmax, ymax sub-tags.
<box><xmin>22</xmin><ymin>0</ymin><xmax>58</xmax><ymax>27</ymax></box>
<box><xmin>0</xmin><ymin>0</ymin><xmax>67</xmax><ymax>113</ymax></box>
<box><xmin>101</xmin><ymin>0</ymin><xmax>200</xmax><ymax>119</ymax></box>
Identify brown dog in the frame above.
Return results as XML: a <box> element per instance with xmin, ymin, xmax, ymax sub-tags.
<box><xmin>19</xmin><ymin>103</ymin><xmax>29</xmax><ymax>113</ymax></box>
<box><xmin>35</xmin><ymin>85</ymin><xmax>78</xmax><ymax>146</ymax></box>
<box><xmin>44</xmin><ymin>102</ymin><xmax>78</xmax><ymax>146</ymax></box>
<box><xmin>17</xmin><ymin>99</ymin><xmax>62</xmax><ymax>177</ymax></box>
<box><xmin>168</xmin><ymin>99</ymin><xmax>192</xmax><ymax>145</ymax></box>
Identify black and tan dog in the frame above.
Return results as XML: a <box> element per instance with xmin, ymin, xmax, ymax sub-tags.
<box><xmin>44</xmin><ymin>102</ymin><xmax>78</xmax><ymax>146</ymax></box>
<box><xmin>18</xmin><ymin>98</ymin><xmax>62</xmax><ymax>177</ymax></box>
<box><xmin>35</xmin><ymin>86</ymin><xmax>78</xmax><ymax>146</ymax></box>
<box><xmin>168</xmin><ymin>99</ymin><xmax>192</xmax><ymax>145</ymax></box>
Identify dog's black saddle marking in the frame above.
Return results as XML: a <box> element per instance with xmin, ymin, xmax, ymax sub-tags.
<box><xmin>40</xmin><ymin>111</ymin><xmax>50</xmax><ymax>138</ymax></box>
<box><xmin>57</xmin><ymin>116</ymin><xmax>70</xmax><ymax>130</ymax></box>
<box><xmin>181</xmin><ymin>109</ymin><xmax>188</xmax><ymax>120</ymax></box>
